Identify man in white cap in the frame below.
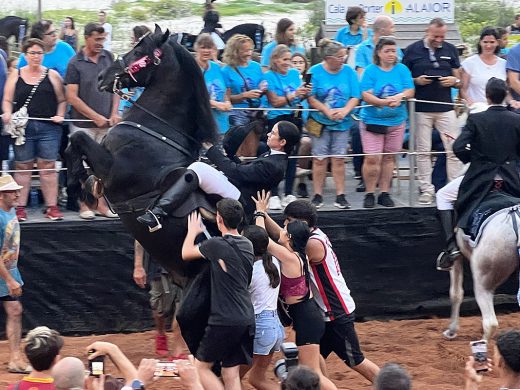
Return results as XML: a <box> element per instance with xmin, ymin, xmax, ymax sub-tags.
<box><xmin>0</xmin><ymin>174</ymin><xmax>30</xmax><ymax>373</ymax></box>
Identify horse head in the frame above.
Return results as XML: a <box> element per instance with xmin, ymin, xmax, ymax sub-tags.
<box><xmin>98</xmin><ymin>24</ymin><xmax>217</xmax><ymax>145</ymax></box>
<box><xmin>98</xmin><ymin>24</ymin><xmax>169</xmax><ymax>93</ymax></box>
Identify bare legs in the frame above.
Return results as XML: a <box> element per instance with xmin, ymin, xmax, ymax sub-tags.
<box><xmin>4</xmin><ymin>301</ymin><xmax>24</xmax><ymax>367</ymax></box>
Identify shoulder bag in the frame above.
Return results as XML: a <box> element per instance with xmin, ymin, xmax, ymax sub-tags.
<box><xmin>4</xmin><ymin>68</ymin><xmax>49</xmax><ymax>144</ymax></box>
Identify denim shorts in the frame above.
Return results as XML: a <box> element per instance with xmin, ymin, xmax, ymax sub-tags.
<box><xmin>311</xmin><ymin>128</ymin><xmax>350</xmax><ymax>161</ymax></box>
<box><xmin>14</xmin><ymin>120</ymin><xmax>62</xmax><ymax>162</ymax></box>
<box><xmin>253</xmin><ymin>309</ymin><xmax>285</xmax><ymax>355</ymax></box>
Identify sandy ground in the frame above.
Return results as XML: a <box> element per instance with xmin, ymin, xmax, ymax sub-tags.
<box><xmin>1</xmin><ymin>312</ymin><xmax>519</xmax><ymax>389</ymax></box>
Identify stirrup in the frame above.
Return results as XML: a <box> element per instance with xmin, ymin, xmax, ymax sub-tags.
<box><xmin>436</xmin><ymin>251</ymin><xmax>454</xmax><ymax>271</ymax></box>
<box><xmin>143</xmin><ymin>210</ymin><xmax>163</xmax><ymax>233</ymax></box>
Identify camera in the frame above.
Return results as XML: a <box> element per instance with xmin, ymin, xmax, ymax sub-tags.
<box><xmin>274</xmin><ymin>342</ymin><xmax>299</xmax><ymax>381</ymax></box>
<box><xmin>88</xmin><ymin>349</ymin><xmax>105</xmax><ymax>377</ymax></box>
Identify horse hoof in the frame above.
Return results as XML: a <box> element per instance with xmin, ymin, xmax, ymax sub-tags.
<box><xmin>442</xmin><ymin>329</ymin><xmax>457</xmax><ymax>340</ymax></box>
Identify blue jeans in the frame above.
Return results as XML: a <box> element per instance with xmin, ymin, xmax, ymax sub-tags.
<box><xmin>14</xmin><ymin>120</ymin><xmax>62</xmax><ymax>162</ymax></box>
<box><xmin>253</xmin><ymin>310</ymin><xmax>285</xmax><ymax>355</ymax></box>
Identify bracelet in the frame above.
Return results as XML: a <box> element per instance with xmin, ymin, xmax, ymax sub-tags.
<box><xmin>254</xmin><ymin>211</ymin><xmax>266</xmax><ymax>219</ymax></box>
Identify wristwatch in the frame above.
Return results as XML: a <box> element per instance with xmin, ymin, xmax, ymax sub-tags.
<box><xmin>131</xmin><ymin>379</ymin><xmax>145</xmax><ymax>390</ymax></box>
<box><xmin>454</xmin><ymin>78</ymin><xmax>461</xmax><ymax>87</ymax></box>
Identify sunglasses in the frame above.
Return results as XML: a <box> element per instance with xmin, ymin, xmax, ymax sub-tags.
<box><xmin>27</xmin><ymin>51</ymin><xmax>44</xmax><ymax>56</ymax></box>
<box><xmin>44</xmin><ymin>30</ymin><xmax>58</xmax><ymax>36</ymax></box>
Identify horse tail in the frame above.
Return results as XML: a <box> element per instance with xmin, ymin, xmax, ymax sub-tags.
<box><xmin>64</xmin><ymin>138</ymin><xmax>90</xmax><ymax>205</ymax></box>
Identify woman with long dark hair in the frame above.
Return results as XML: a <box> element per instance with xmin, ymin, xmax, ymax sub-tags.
<box><xmin>241</xmin><ymin>225</ymin><xmax>284</xmax><ymax>390</ymax></box>
<box><xmin>264</xmin><ymin>44</ymin><xmax>310</xmax><ymax>209</ymax></box>
<box><xmin>59</xmin><ymin>17</ymin><xmax>78</xmax><ymax>52</ymax></box>
<box><xmin>260</xmin><ymin>18</ymin><xmax>305</xmax><ymax>71</ymax></box>
<box><xmin>253</xmin><ymin>190</ymin><xmax>337</xmax><ymax>390</ymax></box>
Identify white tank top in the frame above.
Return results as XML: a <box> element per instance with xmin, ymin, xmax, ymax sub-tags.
<box><xmin>309</xmin><ymin>228</ymin><xmax>356</xmax><ymax>321</ymax></box>
<box><xmin>249</xmin><ymin>256</ymin><xmax>281</xmax><ymax>314</ymax></box>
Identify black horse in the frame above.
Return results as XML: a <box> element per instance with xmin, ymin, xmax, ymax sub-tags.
<box><xmin>173</xmin><ymin>22</ymin><xmax>265</xmax><ymax>53</ymax></box>
<box><xmin>0</xmin><ymin>16</ymin><xmax>29</xmax><ymax>47</ymax></box>
<box><xmin>65</xmin><ymin>25</ymin><xmax>218</xmax><ymax>351</ymax></box>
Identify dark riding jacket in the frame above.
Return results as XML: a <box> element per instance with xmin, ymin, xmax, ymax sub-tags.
<box><xmin>454</xmin><ymin>106</ymin><xmax>520</xmax><ymax>231</ymax></box>
<box><xmin>206</xmin><ymin>146</ymin><xmax>288</xmax><ymax>220</ymax></box>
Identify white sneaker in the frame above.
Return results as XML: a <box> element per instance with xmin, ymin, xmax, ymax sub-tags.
<box><xmin>281</xmin><ymin>194</ymin><xmax>297</xmax><ymax>207</ymax></box>
<box><xmin>269</xmin><ymin>196</ymin><xmax>283</xmax><ymax>210</ymax></box>
<box><xmin>418</xmin><ymin>192</ymin><xmax>434</xmax><ymax>205</ymax></box>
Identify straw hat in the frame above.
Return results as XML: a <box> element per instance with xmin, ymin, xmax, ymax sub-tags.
<box><xmin>0</xmin><ymin>175</ymin><xmax>23</xmax><ymax>191</ymax></box>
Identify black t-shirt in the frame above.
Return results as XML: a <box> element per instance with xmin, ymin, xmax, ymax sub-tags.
<box><xmin>199</xmin><ymin>234</ymin><xmax>255</xmax><ymax>326</ymax></box>
<box><xmin>403</xmin><ymin>40</ymin><xmax>461</xmax><ymax>112</ymax></box>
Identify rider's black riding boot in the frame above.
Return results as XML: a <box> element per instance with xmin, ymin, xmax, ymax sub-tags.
<box><xmin>137</xmin><ymin>169</ymin><xmax>199</xmax><ymax>232</ymax></box>
<box><xmin>436</xmin><ymin>209</ymin><xmax>463</xmax><ymax>271</ymax></box>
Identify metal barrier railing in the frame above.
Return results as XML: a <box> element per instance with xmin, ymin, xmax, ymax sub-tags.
<box><xmin>0</xmin><ymin>97</ymin><xmax>469</xmax><ymax>207</ymax></box>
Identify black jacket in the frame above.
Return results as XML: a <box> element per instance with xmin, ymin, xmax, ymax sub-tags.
<box><xmin>454</xmin><ymin>106</ymin><xmax>520</xmax><ymax>231</ymax></box>
<box><xmin>206</xmin><ymin>146</ymin><xmax>288</xmax><ymax>219</ymax></box>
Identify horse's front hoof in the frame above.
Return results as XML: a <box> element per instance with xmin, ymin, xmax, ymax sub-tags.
<box><xmin>442</xmin><ymin>329</ymin><xmax>457</xmax><ymax>340</ymax></box>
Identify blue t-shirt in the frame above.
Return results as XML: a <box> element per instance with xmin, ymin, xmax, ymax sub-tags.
<box><xmin>334</xmin><ymin>26</ymin><xmax>373</xmax><ymax>47</ymax></box>
<box><xmin>263</xmin><ymin>68</ymin><xmax>302</xmax><ymax>119</ymax></box>
<box><xmin>222</xmin><ymin>61</ymin><xmax>264</xmax><ymax>109</ymax></box>
<box><xmin>308</xmin><ymin>63</ymin><xmax>361</xmax><ymax>131</ymax></box>
<box><xmin>0</xmin><ymin>55</ymin><xmax>7</xmax><ymax>107</ymax></box>
<box><xmin>506</xmin><ymin>44</ymin><xmax>520</xmax><ymax>100</ymax></box>
<box><xmin>260</xmin><ymin>41</ymin><xmax>305</xmax><ymax>68</ymax></box>
<box><xmin>360</xmin><ymin>63</ymin><xmax>414</xmax><ymax>126</ymax></box>
<box><xmin>204</xmin><ymin>61</ymin><xmax>230</xmax><ymax>134</ymax></box>
<box><xmin>0</xmin><ymin>208</ymin><xmax>23</xmax><ymax>298</ymax></box>
<box><xmin>355</xmin><ymin>38</ymin><xmax>404</xmax><ymax>71</ymax></box>
<box><xmin>18</xmin><ymin>40</ymin><xmax>75</xmax><ymax>78</ymax></box>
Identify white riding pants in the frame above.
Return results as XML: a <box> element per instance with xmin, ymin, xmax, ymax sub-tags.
<box><xmin>436</xmin><ymin>175</ymin><xmax>463</xmax><ymax>211</ymax></box>
<box><xmin>188</xmin><ymin>161</ymin><xmax>241</xmax><ymax>200</ymax></box>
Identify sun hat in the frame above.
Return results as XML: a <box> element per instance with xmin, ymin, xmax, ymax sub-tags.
<box><xmin>0</xmin><ymin>175</ymin><xmax>23</xmax><ymax>191</ymax></box>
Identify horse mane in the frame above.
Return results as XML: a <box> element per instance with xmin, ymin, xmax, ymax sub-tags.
<box><xmin>167</xmin><ymin>39</ymin><xmax>218</xmax><ymax>144</ymax></box>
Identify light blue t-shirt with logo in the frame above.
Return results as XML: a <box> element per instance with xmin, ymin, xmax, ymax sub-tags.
<box><xmin>359</xmin><ymin>63</ymin><xmax>414</xmax><ymax>126</ymax></box>
<box><xmin>263</xmin><ymin>68</ymin><xmax>302</xmax><ymax>120</ymax></box>
<box><xmin>0</xmin><ymin>208</ymin><xmax>23</xmax><ymax>298</ymax></box>
<box><xmin>222</xmin><ymin>61</ymin><xmax>264</xmax><ymax>109</ymax></box>
<box><xmin>308</xmin><ymin>63</ymin><xmax>361</xmax><ymax>131</ymax></box>
<box><xmin>204</xmin><ymin>61</ymin><xmax>230</xmax><ymax>134</ymax></box>
<box><xmin>355</xmin><ymin>38</ymin><xmax>404</xmax><ymax>71</ymax></box>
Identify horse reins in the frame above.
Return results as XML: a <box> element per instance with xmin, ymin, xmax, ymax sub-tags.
<box><xmin>112</xmin><ymin>44</ymin><xmax>201</xmax><ymax>158</ymax></box>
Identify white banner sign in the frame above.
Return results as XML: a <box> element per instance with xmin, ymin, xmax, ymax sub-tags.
<box><xmin>325</xmin><ymin>0</ymin><xmax>454</xmax><ymax>25</ymax></box>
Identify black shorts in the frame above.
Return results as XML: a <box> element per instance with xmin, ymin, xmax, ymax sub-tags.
<box><xmin>196</xmin><ymin>324</ymin><xmax>254</xmax><ymax>367</ymax></box>
<box><xmin>287</xmin><ymin>298</ymin><xmax>325</xmax><ymax>346</ymax></box>
<box><xmin>320</xmin><ymin>312</ymin><xmax>365</xmax><ymax>367</ymax></box>
<box><xmin>0</xmin><ymin>295</ymin><xmax>19</xmax><ymax>302</ymax></box>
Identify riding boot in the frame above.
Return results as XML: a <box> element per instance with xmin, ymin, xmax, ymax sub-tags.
<box><xmin>436</xmin><ymin>209</ymin><xmax>463</xmax><ymax>271</ymax></box>
<box><xmin>137</xmin><ymin>169</ymin><xmax>199</xmax><ymax>232</ymax></box>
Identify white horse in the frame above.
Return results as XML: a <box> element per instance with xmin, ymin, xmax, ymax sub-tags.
<box><xmin>444</xmin><ymin>207</ymin><xmax>520</xmax><ymax>340</ymax></box>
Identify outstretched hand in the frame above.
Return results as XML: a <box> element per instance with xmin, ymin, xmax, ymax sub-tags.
<box><xmin>252</xmin><ymin>190</ymin><xmax>270</xmax><ymax>213</ymax></box>
<box><xmin>187</xmin><ymin>211</ymin><xmax>204</xmax><ymax>236</ymax></box>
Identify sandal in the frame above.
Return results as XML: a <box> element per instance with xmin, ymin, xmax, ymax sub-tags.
<box><xmin>7</xmin><ymin>364</ymin><xmax>32</xmax><ymax>374</ymax></box>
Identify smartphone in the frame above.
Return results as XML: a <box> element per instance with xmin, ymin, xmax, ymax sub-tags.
<box><xmin>424</xmin><ymin>75</ymin><xmax>442</xmax><ymax>80</ymax></box>
<box><xmin>154</xmin><ymin>361</ymin><xmax>179</xmax><ymax>377</ymax></box>
<box><xmin>88</xmin><ymin>349</ymin><xmax>105</xmax><ymax>377</ymax></box>
<box><xmin>470</xmin><ymin>340</ymin><xmax>488</xmax><ymax>373</ymax></box>
<box><xmin>304</xmin><ymin>73</ymin><xmax>312</xmax><ymax>86</ymax></box>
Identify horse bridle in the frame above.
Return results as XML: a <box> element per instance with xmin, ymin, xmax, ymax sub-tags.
<box><xmin>111</xmin><ymin>44</ymin><xmax>201</xmax><ymax>158</ymax></box>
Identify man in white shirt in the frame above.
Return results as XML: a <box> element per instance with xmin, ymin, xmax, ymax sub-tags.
<box><xmin>98</xmin><ymin>10</ymin><xmax>112</xmax><ymax>51</ymax></box>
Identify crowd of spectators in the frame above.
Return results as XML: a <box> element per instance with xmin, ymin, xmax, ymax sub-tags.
<box><xmin>0</xmin><ymin>7</ymin><xmax>520</xmax><ymax>218</ymax></box>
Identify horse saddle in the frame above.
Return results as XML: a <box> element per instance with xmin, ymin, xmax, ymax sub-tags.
<box><xmin>159</xmin><ymin>167</ymin><xmax>218</xmax><ymax>222</ymax></box>
<box><xmin>466</xmin><ymin>191</ymin><xmax>520</xmax><ymax>242</ymax></box>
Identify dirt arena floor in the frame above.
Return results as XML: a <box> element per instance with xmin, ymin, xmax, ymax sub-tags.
<box><xmin>1</xmin><ymin>312</ymin><xmax>519</xmax><ymax>389</ymax></box>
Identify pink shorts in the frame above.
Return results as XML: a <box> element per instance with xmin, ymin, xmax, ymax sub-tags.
<box><xmin>360</xmin><ymin>122</ymin><xmax>405</xmax><ymax>155</ymax></box>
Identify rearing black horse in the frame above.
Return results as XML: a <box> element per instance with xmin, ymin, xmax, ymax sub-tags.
<box><xmin>0</xmin><ymin>16</ymin><xmax>29</xmax><ymax>47</ymax></box>
<box><xmin>65</xmin><ymin>26</ymin><xmax>218</xmax><ymax>349</ymax></box>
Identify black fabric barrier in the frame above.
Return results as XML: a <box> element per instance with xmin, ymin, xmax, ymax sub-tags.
<box><xmin>0</xmin><ymin>207</ymin><xmax>516</xmax><ymax>336</ymax></box>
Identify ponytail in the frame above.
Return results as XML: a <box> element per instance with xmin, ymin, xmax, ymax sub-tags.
<box><xmin>262</xmin><ymin>252</ymin><xmax>280</xmax><ymax>289</ymax></box>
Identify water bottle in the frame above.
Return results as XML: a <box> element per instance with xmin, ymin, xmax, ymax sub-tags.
<box><xmin>1</xmin><ymin>160</ymin><xmax>8</xmax><ymax>176</ymax></box>
<box><xmin>30</xmin><ymin>188</ymin><xmax>39</xmax><ymax>207</ymax></box>
<box><xmin>254</xmin><ymin>28</ymin><xmax>262</xmax><ymax>51</ymax></box>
